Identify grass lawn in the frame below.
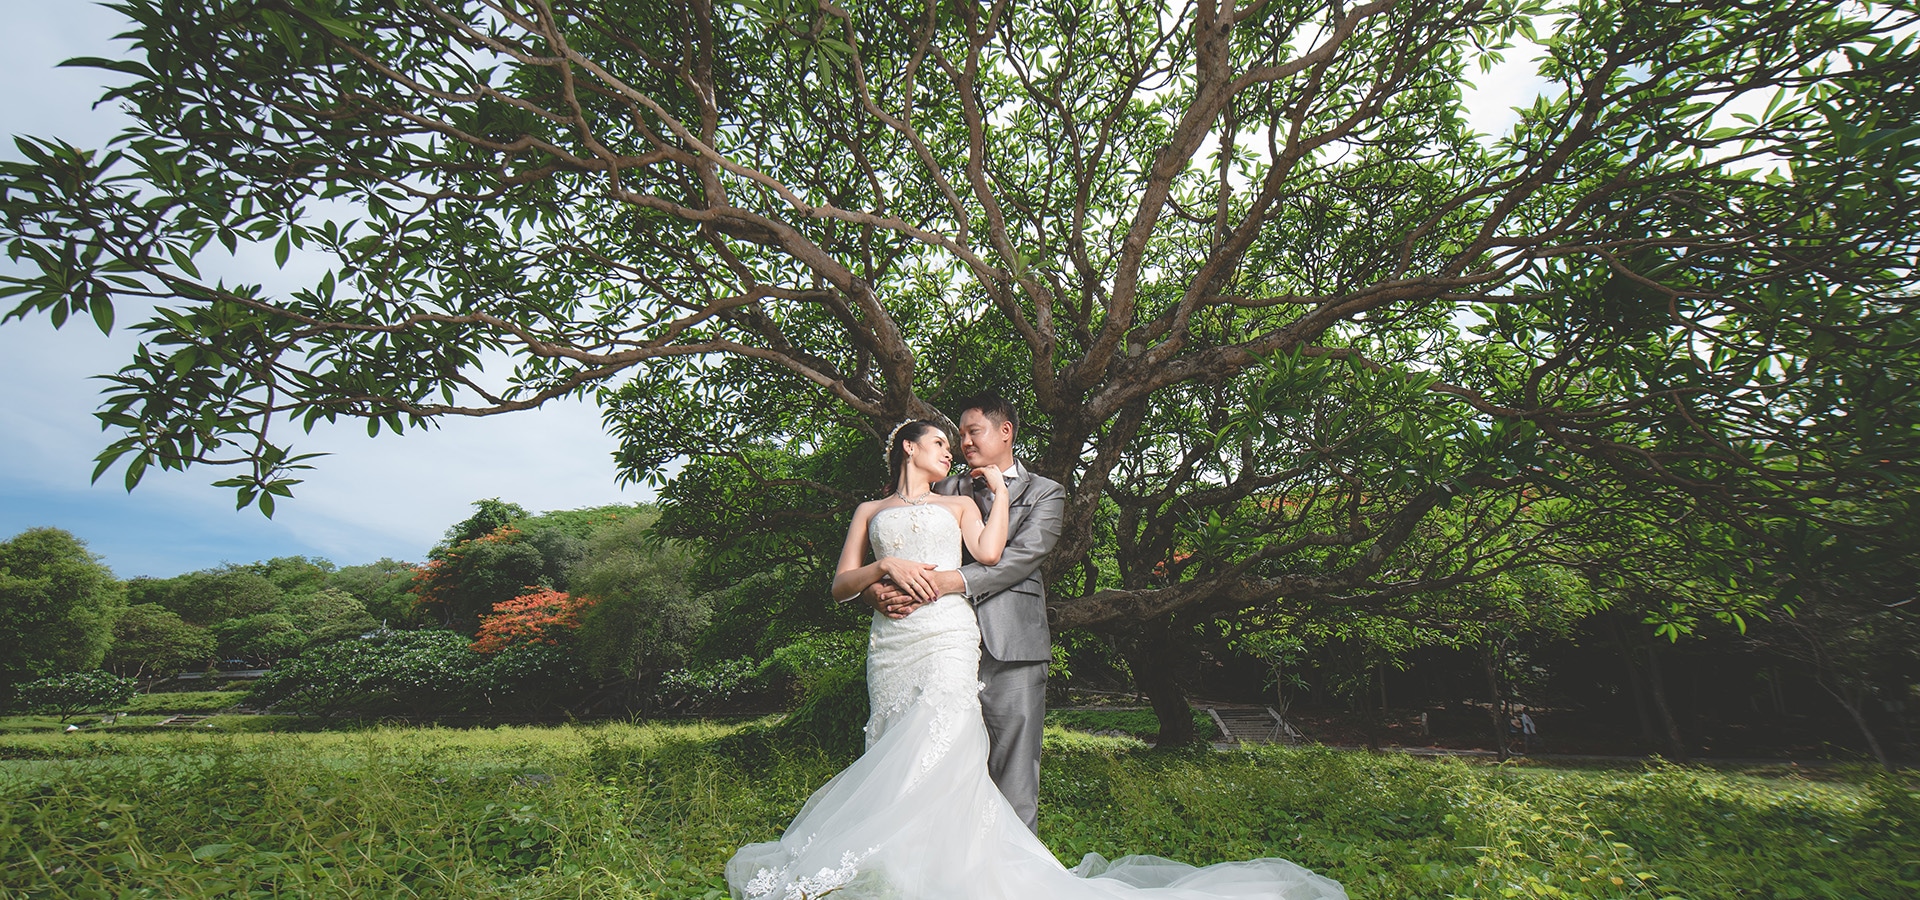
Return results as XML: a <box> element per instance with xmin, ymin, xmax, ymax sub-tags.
<box><xmin>120</xmin><ymin>690</ymin><xmax>255</xmax><ymax>715</ymax></box>
<box><xmin>0</xmin><ymin>692</ymin><xmax>256</xmax><ymax>736</ymax></box>
<box><xmin>1046</xmin><ymin>707</ymin><xmax>1214</xmax><ymax>741</ymax></box>
<box><xmin>1</xmin><ymin>720</ymin><xmax>1913</xmax><ymax>899</ymax></box>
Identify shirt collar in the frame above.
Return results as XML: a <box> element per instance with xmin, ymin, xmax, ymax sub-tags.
<box><xmin>966</xmin><ymin>460</ymin><xmax>1022</xmax><ymax>482</ymax></box>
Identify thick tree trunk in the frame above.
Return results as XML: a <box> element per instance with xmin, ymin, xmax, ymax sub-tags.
<box><xmin>1822</xmin><ymin>681</ymin><xmax>1894</xmax><ymax>771</ymax></box>
<box><xmin>1363</xmin><ymin>667</ymin><xmax>1383</xmax><ymax>752</ymax></box>
<box><xmin>1790</xmin><ymin>613</ymin><xmax>1896</xmax><ymax>771</ymax></box>
<box><xmin>1610</xmin><ymin>616</ymin><xmax>1657</xmax><ymax>748</ymax></box>
<box><xmin>1637</xmin><ymin>630</ymin><xmax>1690</xmax><ymax>762</ymax></box>
<box><xmin>1126</xmin><ymin>624</ymin><xmax>1198</xmax><ymax>748</ymax></box>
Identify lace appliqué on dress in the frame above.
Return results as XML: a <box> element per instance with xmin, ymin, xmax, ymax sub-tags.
<box><xmin>909</xmin><ymin>681</ymin><xmax>982</xmax><ymax>787</ymax></box>
<box><xmin>743</xmin><ymin>847</ymin><xmax>878</xmax><ymax>900</ymax></box>
<box><xmin>976</xmin><ymin>788</ymin><xmax>999</xmax><ymax>838</ymax></box>
<box><xmin>863</xmin><ymin>671</ymin><xmax>983</xmax><ymax>783</ymax></box>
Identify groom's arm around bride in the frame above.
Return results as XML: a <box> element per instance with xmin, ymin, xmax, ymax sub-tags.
<box><xmin>860</xmin><ymin>394</ymin><xmax>1064</xmax><ymax>833</ymax></box>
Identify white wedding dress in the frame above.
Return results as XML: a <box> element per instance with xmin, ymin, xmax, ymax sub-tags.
<box><xmin>726</xmin><ymin>503</ymin><xmax>1346</xmax><ymax>900</ymax></box>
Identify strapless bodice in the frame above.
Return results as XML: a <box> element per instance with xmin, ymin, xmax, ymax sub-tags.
<box><xmin>868</xmin><ymin>504</ymin><xmax>963</xmax><ymax>570</ymax></box>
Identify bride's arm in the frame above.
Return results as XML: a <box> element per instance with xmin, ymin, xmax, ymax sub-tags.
<box><xmin>957</xmin><ymin>470</ymin><xmax>1011</xmax><ymax>565</ymax></box>
<box><xmin>832</xmin><ymin>503</ymin><xmax>940</xmax><ymax>602</ymax></box>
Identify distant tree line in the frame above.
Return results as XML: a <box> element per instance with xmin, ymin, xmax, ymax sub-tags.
<box><xmin>4</xmin><ymin>479</ymin><xmax>1913</xmax><ymax>769</ymax></box>
<box><xmin>0</xmin><ymin>500</ymin><xmax>731</xmax><ymax>719</ymax></box>
<box><xmin>0</xmin><ymin>525</ymin><xmax>410</xmax><ymax>707</ymax></box>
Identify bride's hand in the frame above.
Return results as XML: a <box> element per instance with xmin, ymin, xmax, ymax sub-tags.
<box><xmin>876</xmin><ymin>557</ymin><xmax>940</xmax><ymax>601</ymax></box>
<box><xmin>970</xmin><ymin>464</ymin><xmax>1007</xmax><ymax>497</ymax></box>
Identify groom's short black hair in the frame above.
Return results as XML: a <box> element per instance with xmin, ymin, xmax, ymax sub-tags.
<box><xmin>955</xmin><ymin>391</ymin><xmax>1019</xmax><ymax>437</ymax></box>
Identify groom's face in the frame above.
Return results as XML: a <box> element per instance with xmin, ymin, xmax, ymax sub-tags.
<box><xmin>957</xmin><ymin>409</ymin><xmax>1016</xmax><ymax>469</ymax></box>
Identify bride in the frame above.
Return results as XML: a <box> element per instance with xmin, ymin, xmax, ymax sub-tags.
<box><xmin>726</xmin><ymin>420</ymin><xmax>1346</xmax><ymax>900</ymax></box>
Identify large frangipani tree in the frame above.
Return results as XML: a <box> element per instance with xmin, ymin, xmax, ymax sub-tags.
<box><xmin>4</xmin><ymin>0</ymin><xmax>1916</xmax><ymax>650</ymax></box>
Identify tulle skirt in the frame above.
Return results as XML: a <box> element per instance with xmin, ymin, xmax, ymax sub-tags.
<box><xmin>725</xmin><ymin>596</ymin><xmax>1346</xmax><ymax>900</ymax></box>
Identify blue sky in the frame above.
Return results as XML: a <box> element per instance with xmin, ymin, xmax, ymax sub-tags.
<box><xmin>0</xmin><ymin>1</ymin><xmax>655</xmax><ymax>577</ymax></box>
<box><xmin>0</xmin><ymin>3</ymin><xmax>1553</xmax><ymax>579</ymax></box>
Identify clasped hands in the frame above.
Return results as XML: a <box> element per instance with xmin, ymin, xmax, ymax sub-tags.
<box><xmin>860</xmin><ymin>559</ymin><xmax>966</xmax><ymax>619</ymax></box>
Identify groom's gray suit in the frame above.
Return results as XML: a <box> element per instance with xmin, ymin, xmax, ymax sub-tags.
<box><xmin>935</xmin><ymin>460</ymin><xmax>1064</xmax><ymax>833</ymax></box>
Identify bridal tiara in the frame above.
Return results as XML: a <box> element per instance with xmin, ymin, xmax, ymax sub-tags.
<box><xmin>885</xmin><ymin>420</ymin><xmax>914</xmax><ymax>449</ymax></box>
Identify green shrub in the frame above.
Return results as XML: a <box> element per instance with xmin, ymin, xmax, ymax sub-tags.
<box><xmin>252</xmin><ymin>628</ymin><xmax>480</xmax><ymax>715</ymax></box>
<box><xmin>657</xmin><ymin>656</ymin><xmax>761</xmax><ymax>709</ymax></box>
<box><xmin>769</xmin><ymin>668</ymin><xmax>869</xmax><ymax>760</ymax></box>
<box><xmin>253</xmin><ymin>628</ymin><xmax>587</xmax><ymax>718</ymax></box>
<box><xmin>12</xmin><ymin>671</ymin><xmax>135</xmax><ymax>721</ymax></box>
<box><xmin>471</xmin><ymin>641</ymin><xmax>588</xmax><ymax>715</ymax></box>
<box><xmin>762</xmin><ymin>630</ymin><xmax>866</xmax><ymax>693</ymax></box>
<box><xmin>1048</xmin><ymin>708</ymin><xmax>1216</xmax><ymax>741</ymax></box>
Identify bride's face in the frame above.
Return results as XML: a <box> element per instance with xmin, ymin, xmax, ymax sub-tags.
<box><xmin>905</xmin><ymin>430</ymin><xmax>954</xmax><ymax>481</ymax></box>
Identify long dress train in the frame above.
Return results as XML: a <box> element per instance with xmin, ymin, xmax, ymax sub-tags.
<box><xmin>725</xmin><ymin>503</ymin><xmax>1346</xmax><ymax>900</ymax></box>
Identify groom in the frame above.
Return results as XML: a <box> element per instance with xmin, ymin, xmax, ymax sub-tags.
<box><xmin>861</xmin><ymin>392</ymin><xmax>1065</xmax><ymax>833</ymax></box>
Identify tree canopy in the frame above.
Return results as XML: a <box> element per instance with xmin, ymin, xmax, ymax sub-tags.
<box><xmin>2</xmin><ymin>0</ymin><xmax>1915</xmax><ymax>642</ymax></box>
<box><xmin>0</xmin><ymin>529</ymin><xmax>125</xmax><ymax>698</ymax></box>
<box><xmin>104</xmin><ymin>602</ymin><xmax>216</xmax><ymax>679</ymax></box>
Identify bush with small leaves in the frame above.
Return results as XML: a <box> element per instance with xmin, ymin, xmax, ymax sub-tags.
<box><xmin>14</xmin><ymin>670</ymin><xmax>136</xmax><ymax>721</ymax></box>
<box><xmin>250</xmin><ymin>628</ymin><xmax>485</xmax><ymax>716</ymax></box>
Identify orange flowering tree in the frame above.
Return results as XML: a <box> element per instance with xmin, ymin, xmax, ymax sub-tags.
<box><xmin>471</xmin><ymin>589</ymin><xmax>595</xmax><ymax>655</ymax></box>
<box><xmin>408</xmin><ymin>526</ymin><xmax>552</xmax><ymax>633</ymax></box>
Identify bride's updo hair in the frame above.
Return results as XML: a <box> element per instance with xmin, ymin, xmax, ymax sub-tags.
<box><xmin>886</xmin><ymin>420</ymin><xmax>943</xmax><ymax>495</ymax></box>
